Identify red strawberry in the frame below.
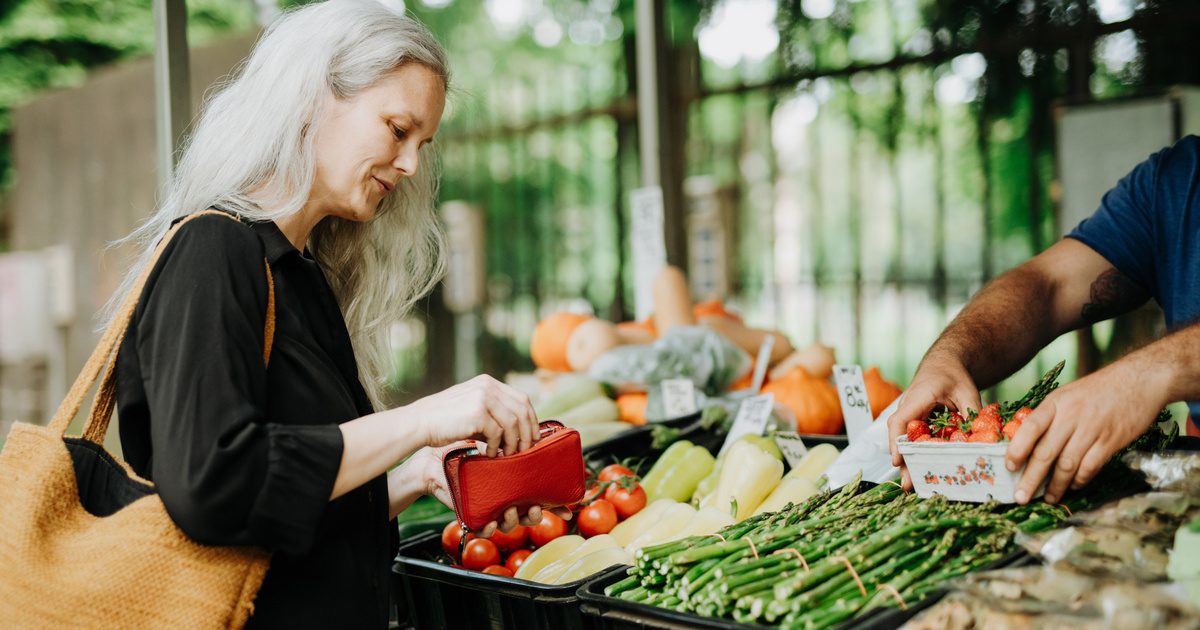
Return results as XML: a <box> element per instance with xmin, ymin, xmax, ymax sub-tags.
<box><xmin>1012</xmin><ymin>407</ymin><xmax>1033</xmax><ymax>423</ymax></box>
<box><xmin>906</xmin><ymin>420</ymin><xmax>932</xmax><ymax>442</ymax></box>
<box><xmin>931</xmin><ymin>412</ymin><xmax>965</xmax><ymax>439</ymax></box>
<box><xmin>949</xmin><ymin>429</ymin><xmax>967</xmax><ymax>442</ymax></box>
<box><xmin>914</xmin><ymin>435</ymin><xmax>934</xmax><ymax>442</ymax></box>
<box><xmin>1002</xmin><ymin>418</ymin><xmax>1022</xmax><ymax>440</ymax></box>
<box><xmin>967</xmin><ymin>430</ymin><xmax>999</xmax><ymax>443</ymax></box>
<box><xmin>971</xmin><ymin>414</ymin><xmax>1001</xmax><ymax>436</ymax></box>
<box><xmin>983</xmin><ymin>402</ymin><xmax>1001</xmax><ymax>414</ymax></box>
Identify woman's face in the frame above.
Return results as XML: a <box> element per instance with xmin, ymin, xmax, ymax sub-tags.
<box><xmin>310</xmin><ymin>63</ymin><xmax>445</xmax><ymax>222</ymax></box>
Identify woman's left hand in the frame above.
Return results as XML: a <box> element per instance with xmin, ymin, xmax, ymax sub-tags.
<box><xmin>392</xmin><ymin>445</ymin><xmax>571</xmax><ymax>538</ymax></box>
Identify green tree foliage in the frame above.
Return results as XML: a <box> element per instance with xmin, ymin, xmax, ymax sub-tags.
<box><xmin>0</xmin><ymin>0</ymin><xmax>254</xmax><ymax>239</ymax></box>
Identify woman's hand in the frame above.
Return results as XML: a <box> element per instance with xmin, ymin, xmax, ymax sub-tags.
<box><xmin>404</xmin><ymin>374</ymin><xmax>540</xmax><ymax>457</ymax></box>
<box><xmin>887</xmin><ymin>355</ymin><xmax>982</xmax><ymax>489</ymax></box>
<box><xmin>392</xmin><ymin>445</ymin><xmax>571</xmax><ymax>536</ymax></box>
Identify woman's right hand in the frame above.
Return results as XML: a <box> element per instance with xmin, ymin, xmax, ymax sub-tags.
<box><xmin>405</xmin><ymin>375</ymin><xmax>540</xmax><ymax>457</ymax></box>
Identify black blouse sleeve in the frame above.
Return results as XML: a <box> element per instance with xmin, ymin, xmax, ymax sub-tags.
<box><xmin>133</xmin><ymin>214</ymin><xmax>343</xmax><ymax>555</ymax></box>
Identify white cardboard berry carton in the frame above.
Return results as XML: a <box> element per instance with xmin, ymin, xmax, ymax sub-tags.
<box><xmin>895</xmin><ymin>437</ymin><xmax>1045</xmax><ymax>503</ymax></box>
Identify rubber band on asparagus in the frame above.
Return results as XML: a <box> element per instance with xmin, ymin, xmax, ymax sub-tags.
<box><xmin>711</xmin><ymin>533</ymin><xmax>727</xmax><ymax>544</ymax></box>
<box><xmin>772</xmin><ymin>548</ymin><xmax>809</xmax><ymax>572</ymax></box>
<box><xmin>743</xmin><ymin>537</ymin><xmax>759</xmax><ymax>561</ymax></box>
<box><xmin>830</xmin><ymin>555</ymin><xmax>867</xmax><ymax>597</ymax></box>
<box><xmin>878</xmin><ymin>583</ymin><xmax>907</xmax><ymax>610</ymax></box>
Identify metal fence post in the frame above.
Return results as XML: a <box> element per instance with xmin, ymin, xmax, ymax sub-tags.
<box><xmin>153</xmin><ymin>0</ymin><xmax>190</xmax><ymax>190</ymax></box>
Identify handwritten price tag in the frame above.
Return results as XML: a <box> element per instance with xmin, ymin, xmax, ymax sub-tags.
<box><xmin>721</xmin><ymin>393</ymin><xmax>775</xmax><ymax>455</ymax></box>
<box><xmin>661</xmin><ymin>379</ymin><xmax>698</xmax><ymax>418</ymax></box>
<box><xmin>773</xmin><ymin>431</ymin><xmax>809</xmax><ymax>469</ymax></box>
<box><xmin>833</xmin><ymin>364</ymin><xmax>874</xmax><ymax>443</ymax></box>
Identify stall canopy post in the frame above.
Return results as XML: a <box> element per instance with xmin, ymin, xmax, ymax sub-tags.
<box><xmin>634</xmin><ymin>0</ymin><xmax>687</xmax><ymax>269</ymax></box>
<box><xmin>153</xmin><ymin>0</ymin><xmax>190</xmax><ymax>189</ymax></box>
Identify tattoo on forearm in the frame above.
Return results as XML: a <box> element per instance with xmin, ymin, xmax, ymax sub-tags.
<box><xmin>1081</xmin><ymin>268</ymin><xmax>1149</xmax><ymax>323</ymax></box>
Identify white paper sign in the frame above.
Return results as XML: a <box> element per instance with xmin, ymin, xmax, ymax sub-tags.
<box><xmin>661</xmin><ymin>379</ymin><xmax>698</xmax><ymax>418</ymax></box>
<box><xmin>749</xmin><ymin>335</ymin><xmax>775</xmax><ymax>394</ymax></box>
<box><xmin>833</xmin><ymin>364</ymin><xmax>875</xmax><ymax>442</ymax></box>
<box><xmin>630</xmin><ymin>186</ymin><xmax>668</xmax><ymax>321</ymax></box>
<box><xmin>720</xmin><ymin>393</ymin><xmax>774</xmax><ymax>455</ymax></box>
<box><xmin>773</xmin><ymin>431</ymin><xmax>809</xmax><ymax>469</ymax></box>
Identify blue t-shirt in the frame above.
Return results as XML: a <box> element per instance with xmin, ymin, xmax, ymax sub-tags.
<box><xmin>1067</xmin><ymin>135</ymin><xmax>1200</xmax><ymax>425</ymax></box>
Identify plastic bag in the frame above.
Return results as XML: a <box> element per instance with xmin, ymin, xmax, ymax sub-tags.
<box><xmin>822</xmin><ymin>394</ymin><xmax>901</xmax><ymax>487</ymax></box>
<box><xmin>587</xmin><ymin>326</ymin><xmax>752</xmax><ymax>395</ymax></box>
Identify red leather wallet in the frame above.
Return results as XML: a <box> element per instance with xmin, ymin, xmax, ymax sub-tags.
<box><xmin>442</xmin><ymin>421</ymin><xmax>586</xmax><ymax>532</ymax></box>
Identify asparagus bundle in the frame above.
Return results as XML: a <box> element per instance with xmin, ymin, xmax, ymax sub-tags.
<box><xmin>606</xmin><ymin>474</ymin><xmax>1067</xmax><ymax>629</ymax></box>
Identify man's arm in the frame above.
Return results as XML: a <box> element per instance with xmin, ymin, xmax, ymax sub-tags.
<box><xmin>887</xmin><ymin>238</ymin><xmax>1150</xmax><ymax>485</ymax></box>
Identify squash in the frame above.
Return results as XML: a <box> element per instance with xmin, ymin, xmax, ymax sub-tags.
<box><xmin>863</xmin><ymin>367</ymin><xmax>902</xmax><ymax>419</ymax></box>
<box><xmin>615</xmin><ymin>393</ymin><xmax>648</xmax><ymax>426</ymax></box>
<box><xmin>693</xmin><ymin>299</ymin><xmax>741</xmax><ymax>323</ymax></box>
<box><xmin>531</xmin><ymin>313</ymin><xmax>590</xmax><ymax>372</ymax></box>
<box><xmin>698</xmin><ymin>315</ymin><xmax>794</xmax><ymax>365</ymax></box>
<box><xmin>763</xmin><ymin>368</ymin><xmax>844</xmax><ymax>435</ymax></box>
<box><xmin>616</xmin><ymin>319</ymin><xmax>657</xmax><ymax>344</ymax></box>
<box><xmin>651</xmin><ymin>266</ymin><xmax>697</xmax><ymax>333</ymax></box>
<box><xmin>769</xmin><ymin>342</ymin><xmax>837</xmax><ymax>381</ymax></box>
<box><xmin>566</xmin><ymin>318</ymin><xmax>622</xmax><ymax>371</ymax></box>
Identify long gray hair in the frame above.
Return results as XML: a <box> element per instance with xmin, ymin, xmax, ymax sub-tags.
<box><xmin>106</xmin><ymin>0</ymin><xmax>449</xmax><ymax>409</ymax></box>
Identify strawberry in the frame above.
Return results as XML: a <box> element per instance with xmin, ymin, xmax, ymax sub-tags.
<box><xmin>983</xmin><ymin>402</ymin><xmax>1001</xmax><ymax>415</ymax></box>
<box><xmin>914</xmin><ymin>435</ymin><xmax>934</xmax><ymax>442</ymax></box>
<box><xmin>949</xmin><ymin>429</ymin><xmax>967</xmax><ymax>442</ymax></box>
<box><xmin>967</xmin><ymin>429</ymin><xmax>999</xmax><ymax>443</ymax></box>
<box><xmin>1002</xmin><ymin>418</ymin><xmax>1022</xmax><ymax>440</ymax></box>
<box><xmin>930</xmin><ymin>411</ymin><xmax>965</xmax><ymax>439</ymax></box>
<box><xmin>971</xmin><ymin>413</ymin><xmax>1001</xmax><ymax>436</ymax></box>
<box><xmin>906</xmin><ymin>420</ymin><xmax>932</xmax><ymax>442</ymax></box>
<box><xmin>1012</xmin><ymin>407</ymin><xmax>1033</xmax><ymax>424</ymax></box>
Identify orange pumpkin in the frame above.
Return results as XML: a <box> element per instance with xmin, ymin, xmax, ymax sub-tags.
<box><xmin>616</xmin><ymin>393</ymin><xmax>648</xmax><ymax>426</ymax></box>
<box><xmin>693</xmin><ymin>299</ymin><xmax>742</xmax><ymax>323</ymax></box>
<box><xmin>763</xmin><ymin>368</ymin><xmax>844</xmax><ymax>435</ymax></box>
<box><xmin>531</xmin><ymin>312</ymin><xmax>590</xmax><ymax>372</ymax></box>
<box><xmin>864</xmin><ymin>367</ymin><xmax>902</xmax><ymax>419</ymax></box>
<box><xmin>728</xmin><ymin>359</ymin><xmax>758</xmax><ymax>391</ymax></box>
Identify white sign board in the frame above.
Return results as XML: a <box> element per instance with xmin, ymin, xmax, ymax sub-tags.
<box><xmin>720</xmin><ymin>393</ymin><xmax>774</xmax><ymax>455</ymax></box>
<box><xmin>833</xmin><ymin>364</ymin><xmax>874</xmax><ymax>442</ymax></box>
<box><xmin>630</xmin><ymin>186</ymin><xmax>667</xmax><ymax>321</ymax></box>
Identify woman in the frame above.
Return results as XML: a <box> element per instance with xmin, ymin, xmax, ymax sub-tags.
<box><xmin>109</xmin><ymin>1</ymin><xmax>548</xmax><ymax>626</ymax></box>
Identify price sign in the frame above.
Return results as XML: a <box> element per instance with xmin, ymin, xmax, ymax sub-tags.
<box><xmin>833</xmin><ymin>364</ymin><xmax>874</xmax><ymax>442</ymax></box>
<box><xmin>749</xmin><ymin>335</ymin><xmax>775</xmax><ymax>394</ymax></box>
<box><xmin>630</xmin><ymin>186</ymin><xmax>667</xmax><ymax>321</ymax></box>
<box><xmin>661</xmin><ymin>379</ymin><xmax>698</xmax><ymax>418</ymax></box>
<box><xmin>721</xmin><ymin>393</ymin><xmax>775</xmax><ymax>455</ymax></box>
<box><xmin>773</xmin><ymin>431</ymin><xmax>809</xmax><ymax>469</ymax></box>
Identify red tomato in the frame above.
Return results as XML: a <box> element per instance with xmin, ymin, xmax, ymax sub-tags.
<box><xmin>569</xmin><ymin>483</ymin><xmax>603</xmax><ymax>512</ymax></box>
<box><xmin>529</xmin><ymin>511</ymin><xmax>568</xmax><ymax>547</ymax></box>
<box><xmin>577</xmin><ymin>499</ymin><xmax>618</xmax><ymax>538</ymax></box>
<box><xmin>482</xmin><ymin>564</ymin><xmax>514</xmax><ymax>577</ymax></box>
<box><xmin>441</xmin><ymin>521</ymin><xmax>475</xmax><ymax>558</ymax></box>
<box><xmin>604</xmin><ymin>483</ymin><xmax>647</xmax><ymax>520</ymax></box>
<box><xmin>598</xmin><ymin>464</ymin><xmax>635</xmax><ymax>483</ymax></box>
<box><xmin>505</xmin><ymin>549</ymin><xmax>533</xmax><ymax>573</ymax></box>
<box><xmin>462</xmin><ymin>538</ymin><xmax>500</xmax><ymax>571</ymax></box>
<box><xmin>484</xmin><ymin>524</ymin><xmax>528</xmax><ymax>552</ymax></box>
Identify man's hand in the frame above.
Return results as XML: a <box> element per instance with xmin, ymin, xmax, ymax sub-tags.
<box><xmin>888</xmin><ymin>355</ymin><xmax>982</xmax><ymax>489</ymax></box>
<box><xmin>1005</xmin><ymin>360</ymin><xmax>1164</xmax><ymax>504</ymax></box>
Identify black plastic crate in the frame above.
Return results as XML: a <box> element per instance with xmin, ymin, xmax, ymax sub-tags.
<box><xmin>576</xmin><ymin>550</ymin><xmax>1035</xmax><ymax>630</ymax></box>
<box><xmin>577</xmin><ymin>565</ymin><xmax>767</xmax><ymax>630</ymax></box>
<box><xmin>393</xmin><ymin>529</ymin><xmax>626</xmax><ymax>630</ymax></box>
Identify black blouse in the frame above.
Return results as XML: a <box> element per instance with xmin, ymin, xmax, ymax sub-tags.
<box><xmin>116</xmin><ymin>213</ymin><xmax>396</xmax><ymax>629</ymax></box>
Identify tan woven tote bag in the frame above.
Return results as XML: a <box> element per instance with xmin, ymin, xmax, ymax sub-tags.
<box><xmin>0</xmin><ymin>210</ymin><xmax>274</xmax><ymax>629</ymax></box>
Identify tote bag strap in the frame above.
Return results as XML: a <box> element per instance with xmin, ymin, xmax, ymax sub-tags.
<box><xmin>48</xmin><ymin>210</ymin><xmax>276</xmax><ymax>441</ymax></box>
